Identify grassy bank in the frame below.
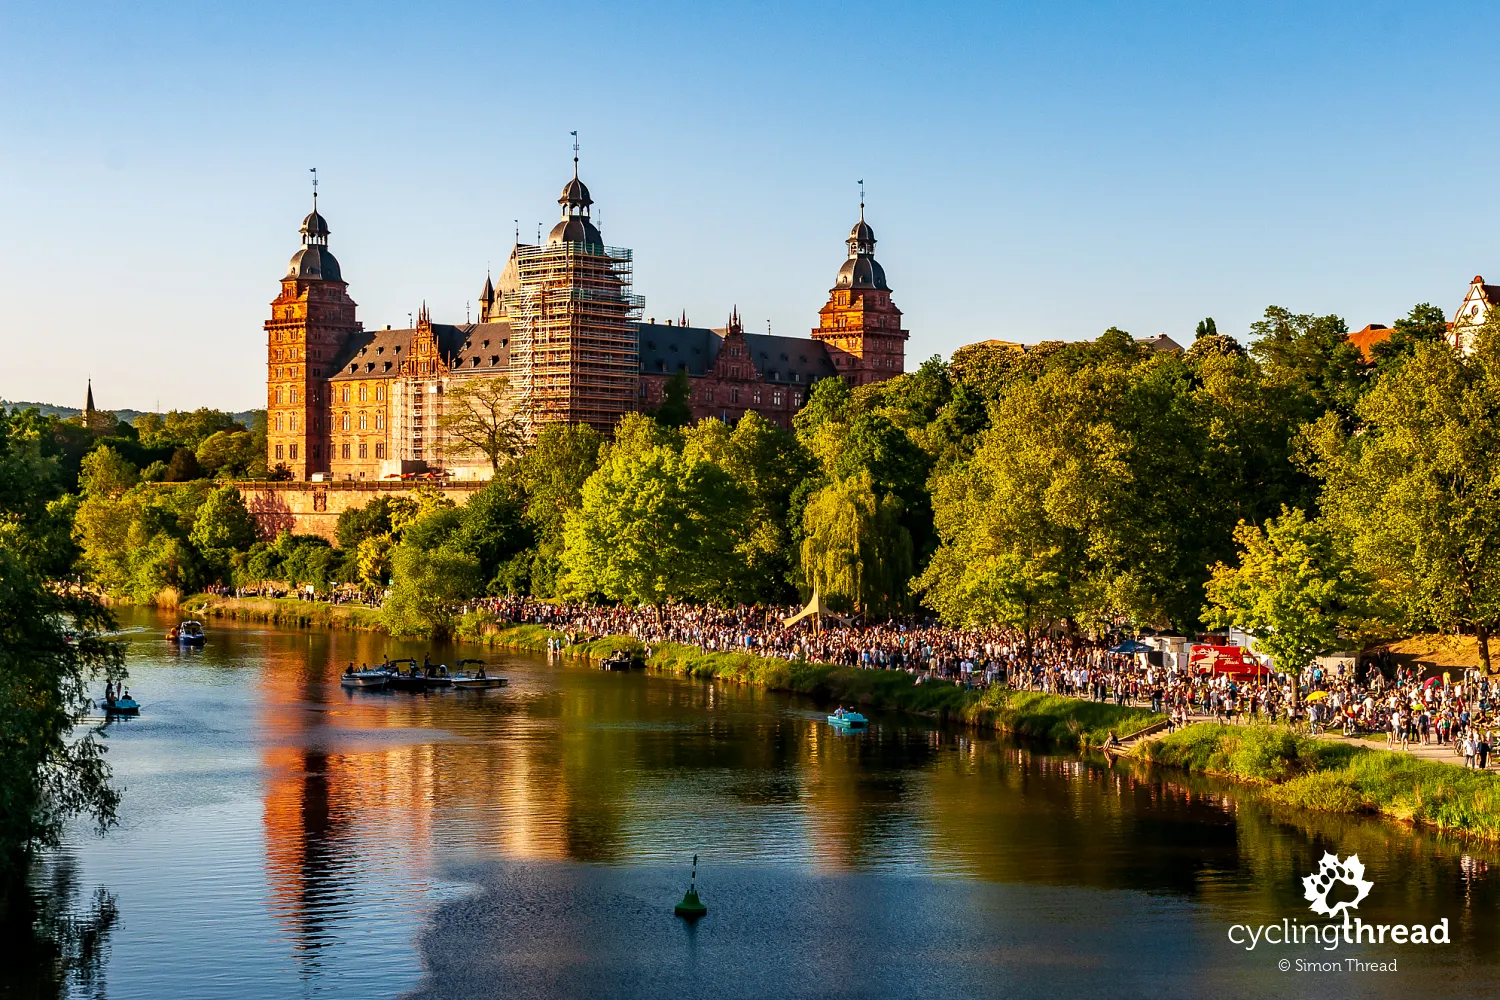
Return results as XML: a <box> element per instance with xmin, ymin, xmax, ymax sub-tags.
<box><xmin>1140</xmin><ymin>723</ymin><xmax>1500</xmax><ymax>841</ymax></box>
<box><xmin>185</xmin><ymin>595</ymin><xmax>385</xmax><ymax>631</ymax></box>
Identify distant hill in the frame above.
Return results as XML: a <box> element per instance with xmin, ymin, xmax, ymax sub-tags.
<box><xmin>2</xmin><ymin>400</ymin><xmax>261</xmax><ymax>426</ymax></box>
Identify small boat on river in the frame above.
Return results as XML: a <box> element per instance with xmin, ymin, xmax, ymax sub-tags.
<box><xmin>451</xmin><ymin>659</ymin><xmax>507</xmax><ymax>689</ymax></box>
<box><xmin>100</xmin><ymin>694</ymin><xmax>140</xmax><ymax>716</ymax></box>
<box><xmin>827</xmin><ymin>708</ymin><xmax>868</xmax><ymax>729</ymax></box>
<box><xmin>340</xmin><ymin>667</ymin><xmax>390</xmax><ymax>690</ymax></box>
<box><xmin>599</xmin><ymin>651</ymin><xmax>636</xmax><ymax>671</ymax></box>
<box><xmin>167</xmin><ymin>620</ymin><xmax>206</xmax><ymax>645</ymax></box>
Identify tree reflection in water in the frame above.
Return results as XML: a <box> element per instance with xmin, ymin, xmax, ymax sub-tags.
<box><xmin>2</xmin><ymin>858</ymin><xmax>117</xmax><ymax>1000</ymax></box>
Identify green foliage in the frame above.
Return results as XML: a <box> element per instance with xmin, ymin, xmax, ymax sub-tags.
<box><xmin>1369</xmin><ymin>302</ymin><xmax>1450</xmax><ymax>375</ymax></box>
<box><xmin>1249</xmin><ymin>305</ymin><xmax>1363</xmax><ymax>423</ymax></box>
<box><xmin>654</xmin><ymin>369</ymin><xmax>693</xmax><ymax>428</ymax></box>
<box><xmin>0</xmin><ymin>410</ymin><xmax>125</xmax><ymax>870</ymax></box>
<box><xmin>437</xmin><ymin>376</ymin><xmax>523</xmax><ymax>472</ymax></box>
<box><xmin>189</xmin><ymin>486</ymin><xmax>258</xmax><ymax>579</ymax></box>
<box><xmin>194</xmin><ymin>429</ymin><xmax>260</xmax><ymax>479</ymax></box>
<box><xmin>518</xmin><ymin>422</ymin><xmax>603</xmax><ymax>546</ymax></box>
<box><xmin>1144</xmin><ymin>722</ymin><xmax>1500</xmax><ymax>840</ymax></box>
<box><xmin>381</xmin><ymin>545</ymin><xmax>481</xmax><ymax>637</ymax></box>
<box><xmin>134</xmin><ymin>408</ymin><xmax>241</xmax><ymax>452</ymax></box>
<box><xmin>800</xmin><ymin>472</ymin><xmax>913</xmax><ymax>615</ymax></box>
<box><xmin>563</xmin><ymin>443</ymin><xmax>751</xmax><ymax>604</ymax></box>
<box><xmin>1195</xmin><ymin>317</ymin><xmax>1218</xmax><ymax>340</ymax></box>
<box><xmin>1308</xmin><ymin>321</ymin><xmax>1500</xmax><ymax>669</ymax></box>
<box><xmin>1203</xmin><ymin>506</ymin><xmax>1374</xmax><ymax>676</ymax></box>
<box><xmin>164</xmin><ymin>447</ymin><xmax>202</xmax><ymax>482</ymax></box>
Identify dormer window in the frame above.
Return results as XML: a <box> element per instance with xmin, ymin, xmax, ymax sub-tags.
<box><xmin>489</xmin><ymin>355</ymin><xmax>499</xmax><ymax>365</ymax></box>
<box><xmin>483</xmin><ymin>340</ymin><xmax>490</xmax><ymax>348</ymax></box>
<box><xmin>377</xmin><ymin>346</ymin><xmax>384</xmax><ymax>355</ymax></box>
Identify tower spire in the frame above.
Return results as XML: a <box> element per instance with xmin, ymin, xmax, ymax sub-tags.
<box><xmin>859</xmin><ymin>178</ymin><xmax>864</xmax><ymax>221</ymax></box>
<box><xmin>310</xmin><ymin>167</ymin><xmax>318</xmax><ymax>211</ymax></box>
<box><xmin>571</xmin><ymin>130</ymin><xmax>579</xmax><ymax>178</ymax></box>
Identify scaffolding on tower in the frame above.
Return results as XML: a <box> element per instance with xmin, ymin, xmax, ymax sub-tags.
<box><xmin>507</xmin><ymin>239</ymin><xmax>643</xmax><ymax>437</ymax></box>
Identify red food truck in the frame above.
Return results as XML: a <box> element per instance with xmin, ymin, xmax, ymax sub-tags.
<box><xmin>1188</xmin><ymin>644</ymin><xmax>1264</xmax><ymax>680</ymax></box>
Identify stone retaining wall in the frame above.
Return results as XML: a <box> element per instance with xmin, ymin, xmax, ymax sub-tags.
<box><xmin>238</xmin><ymin>481</ymin><xmax>485</xmax><ymax>541</ymax></box>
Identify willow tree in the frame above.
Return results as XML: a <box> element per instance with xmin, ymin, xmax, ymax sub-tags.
<box><xmin>800</xmin><ymin>472</ymin><xmax>912</xmax><ymax>617</ymax></box>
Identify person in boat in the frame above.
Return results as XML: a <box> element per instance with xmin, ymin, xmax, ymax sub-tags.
<box><xmin>104</xmin><ymin>681</ymin><xmax>114</xmax><ymax>704</ymax></box>
<box><xmin>476</xmin><ymin>667</ymin><xmax>486</xmax><ymax>679</ymax></box>
<box><xmin>345</xmin><ymin>663</ymin><xmax>355</xmax><ymax>675</ymax></box>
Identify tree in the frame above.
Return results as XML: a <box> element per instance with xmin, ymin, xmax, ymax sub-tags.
<box><xmin>77</xmin><ymin>446</ymin><xmax>138</xmax><ymax>499</ymax></box>
<box><xmin>518</xmin><ymin>422</ymin><xmax>603</xmax><ymax>542</ymax></box>
<box><xmin>1203</xmin><ymin>506</ymin><xmax>1373</xmax><ymax>682</ymax></box>
<box><xmin>195</xmin><ymin>430</ymin><xmax>259</xmax><ymax>479</ymax></box>
<box><xmin>189</xmin><ymin>485</ymin><xmax>258</xmax><ymax>580</ymax></box>
<box><xmin>800</xmin><ymin>472</ymin><xmax>913</xmax><ymax>616</ymax></box>
<box><xmin>0</xmin><ymin>411</ymin><xmax>125</xmax><ymax>871</ymax></box>
<box><xmin>135</xmin><ymin>408</ymin><xmax>241</xmax><ymax>451</ymax></box>
<box><xmin>655</xmin><ymin>369</ymin><xmax>693</xmax><ymax>427</ymax></box>
<box><xmin>164</xmin><ymin>447</ymin><xmax>202</xmax><ymax>482</ymax></box>
<box><xmin>438</xmin><ymin>376</ymin><xmax>523</xmax><ymax>473</ymax></box>
<box><xmin>1195</xmin><ymin>317</ymin><xmax>1218</xmax><ymax>340</ymax></box>
<box><xmin>1369</xmin><ymin>302</ymin><xmax>1449</xmax><ymax>375</ymax></box>
<box><xmin>381</xmin><ymin>545</ymin><xmax>481</xmax><ymax>637</ymax></box>
<box><xmin>1308</xmin><ymin>327</ymin><xmax>1500</xmax><ymax>670</ymax></box>
<box><xmin>1249</xmin><ymin>305</ymin><xmax>1363</xmax><ymax>423</ymax></box>
<box><xmin>562</xmin><ymin>445</ymin><xmax>750</xmax><ymax>604</ymax></box>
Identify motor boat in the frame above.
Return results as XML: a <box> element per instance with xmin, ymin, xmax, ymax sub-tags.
<box><xmin>827</xmin><ymin>709</ymin><xmax>868</xmax><ymax>729</ymax></box>
<box><xmin>167</xmin><ymin>620</ymin><xmax>206</xmax><ymax>645</ymax></box>
<box><xmin>340</xmin><ymin>668</ymin><xmax>390</xmax><ymax>690</ymax></box>
<box><xmin>599</xmin><ymin>651</ymin><xmax>636</xmax><ymax>671</ymax></box>
<box><xmin>451</xmin><ymin>659</ymin><xmax>507</xmax><ymax>689</ymax></box>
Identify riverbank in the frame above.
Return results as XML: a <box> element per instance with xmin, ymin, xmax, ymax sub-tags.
<box><xmin>186</xmin><ymin>594</ymin><xmax>1500</xmax><ymax>841</ymax></box>
<box><xmin>185</xmin><ymin>594</ymin><xmax>385</xmax><ymax>631</ymax></box>
<box><xmin>1138</xmin><ymin>723</ymin><xmax>1500</xmax><ymax>841</ymax></box>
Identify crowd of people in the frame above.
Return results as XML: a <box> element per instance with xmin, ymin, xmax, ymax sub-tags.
<box><xmin>474</xmin><ymin>596</ymin><xmax>1499</xmax><ymax>768</ymax></box>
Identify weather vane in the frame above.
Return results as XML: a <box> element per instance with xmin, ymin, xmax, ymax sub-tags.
<box><xmin>310</xmin><ymin>167</ymin><xmax>318</xmax><ymax>207</ymax></box>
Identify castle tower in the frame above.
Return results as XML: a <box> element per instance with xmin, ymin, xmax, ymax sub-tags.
<box><xmin>811</xmin><ymin>200</ymin><xmax>908</xmax><ymax>385</ymax></box>
<box><xmin>508</xmin><ymin>147</ymin><xmax>640</xmax><ymax>435</ymax></box>
<box><xmin>264</xmin><ymin>190</ymin><xmax>361</xmax><ymax>480</ymax></box>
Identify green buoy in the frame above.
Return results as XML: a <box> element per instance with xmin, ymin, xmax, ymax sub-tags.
<box><xmin>675</xmin><ymin>853</ymin><xmax>707</xmax><ymax>919</ymax></box>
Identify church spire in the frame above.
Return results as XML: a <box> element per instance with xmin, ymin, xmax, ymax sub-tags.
<box><xmin>85</xmin><ymin>378</ymin><xmax>95</xmax><ymax>415</ymax></box>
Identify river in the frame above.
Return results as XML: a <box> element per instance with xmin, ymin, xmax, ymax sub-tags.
<box><xmin>25</xmin><ymin>608</ymin><xmax>1500</xmax><ymax>999</ymax></box>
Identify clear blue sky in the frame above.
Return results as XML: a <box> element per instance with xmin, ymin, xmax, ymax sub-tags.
<box><xmin>2</xmin><ymin>1</ymin><xmax>1495</xmax><ymax>411</ymax></box>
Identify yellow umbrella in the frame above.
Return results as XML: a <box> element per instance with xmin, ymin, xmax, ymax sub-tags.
<box><xmin>1305</xmin><ymin>691</ymin><xmax>1329</xmax><ymax>702</ymax></box>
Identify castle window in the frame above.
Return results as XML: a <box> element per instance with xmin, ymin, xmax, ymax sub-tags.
<box><xmin>359</xmin><ymin>412</ymin><xmax>367</xmax><ymax>430</ymax></box>
<box><xmin>753</xmin><ymin>390</ymin><xmax>762</xmax><ymax>405</ymax></box>
<box><xmin>706</xmin><ymin>387</ymin><xmax>715</xmax><ymax>403</ymax></box>
<box><xmin>274</xmin><ymin>388</ymin><xmax>282</xmax><ymax>405</ymax></box>
<box><xmin>311</xmin><ymin>444</ymin><xmax>320</xmax><ymax>460</ymax></box>
<box><xmin>275</xmin><ymin>413</ymin><xmax>283</xmax><ymax>431</ymax></box>
<box><xmin>358</xmin><ymin>443</ymin><xmax>368</xmax><ymax>459</ymax></box>
<box><xmin>773</xmin><ymin>391</ymin><xmax>783</xmax><ymax>407</ymax></box>
<box><xmin>793</xmin><ymin>393</ymin><xmax>803</xmax><ymax>406</ymax></box>
<box><xmin>341</xmin><ymin>443</ymin><xmax>350</xmax><ymax>459</ymax></box>
<box><xmin>359</xmin><ymin>385</ymin><xmax>368</xmax><ymax>402</ymax></box>
<box><xmin>290</xmin><ymin>414</ymin><xmax>298</xmax><ymax>432</ymax></box>
<box><xmin>376</xmin><ymin>385</ymin><xmax>384</xmax><ymax>402</ymax></box>
<box><xmin>341</xmin><ymin>386</ymin><xmax>350</xmax><ymax>403</ymax></box>
<box><xmin>376</xmin><ymin>412</ymin><xmax>384</xmax><ymax>430</ymax></box>
<box><xmin>790</xmin><ymin>372</ymin><xmax>799</xmax><ymax>382</ymax></box>
<box><xmin>341</xmin><ymin>413</ymin><xmax>350</xmax><ymax>431</ymax></box>
<box><xmin>290</xmin><ymin>389</ymin><xmax>298</xmax><ymax>404</ymax></box>
<box><xmin>275</xmin><ymin>444</ymin><xmax>284</xmax><ymax>460</ymax></box>
<box><xmin>375</xmin><ymin>443</ymin><xmax>385</xmax><ymax>459</ymax></box>
<box><xmin>731</xmin><ymin>389</ymin><xmax>740</xmax><ymax>404</ymax></box>
<box><xmin>289</xmin><ymin>445</ymin><xmax>298</xmax><ymax>460</ymax></box>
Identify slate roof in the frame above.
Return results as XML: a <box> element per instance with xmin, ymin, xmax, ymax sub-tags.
<box><xmin>744</xmin><ymin>333</ymin><xmax>837</xmax><ymax>383</ymax></box>
<box><xmin>631</xmin><ymin>323</ymin><xmax>837</xmax><ymax>384</ymax></box>
<box><xmin>634</xmin><ymin>322</ymin><xmax>720</xmax><ymax>376</ymax></box>
<box><xmin>327</xmin><ymin>322</ymin><xmax>512</xmax><ymax>380</ymax></box>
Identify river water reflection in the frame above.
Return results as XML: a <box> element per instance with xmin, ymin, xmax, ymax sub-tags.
<box><xmin>34</xmin><ymin>609</ymin><xmax>1500</xmax><ymax>998</ymax></box>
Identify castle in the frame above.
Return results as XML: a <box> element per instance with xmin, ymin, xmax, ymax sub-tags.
<box><xmin>264</xmin><ymin>158</ymin><xmax>908</xmax><ymax>481</ymax></box>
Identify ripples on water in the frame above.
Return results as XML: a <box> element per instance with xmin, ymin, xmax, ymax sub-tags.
<box><xmin>27</xmin><ymin>610</ymin><xmax>1500</xmax><ymax>999</ymax></box>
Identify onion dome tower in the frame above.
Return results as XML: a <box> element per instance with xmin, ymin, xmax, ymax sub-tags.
<box><xmin>812</xmin><ymin>187</ymin><xmax>908</xmax><ymax>386</ymax></box>
<box><xmin>548</xmin><ymin>149</ymin><xmax>603</xmax><ymax>246</ymax></box>
<box><xmin>264</xmin><ymin>175</ymin><xmax>360</xmax><ymax>480</ymax></box>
